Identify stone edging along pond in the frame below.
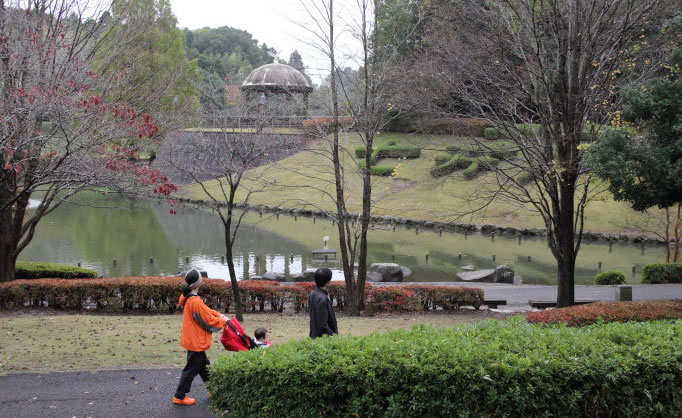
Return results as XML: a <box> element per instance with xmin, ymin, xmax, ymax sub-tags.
<box><xmin>174</xmin><ymin>198</ymin><xmax>666</xmax><ymax>245</ymax></box>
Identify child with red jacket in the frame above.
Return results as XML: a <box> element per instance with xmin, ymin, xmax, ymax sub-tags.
<box><xmin>173</xmin><ymin>269</ymin><xmax>227</xmax><ymax>406</ymax></box>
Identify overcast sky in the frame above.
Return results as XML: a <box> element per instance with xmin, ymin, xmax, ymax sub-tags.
<box><xmin>169</xmin><ymin>0</ymin><xmax>362</xmax><ymax>82</ymax></box>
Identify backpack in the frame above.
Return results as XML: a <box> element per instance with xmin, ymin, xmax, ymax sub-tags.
<box><xmin>220</xmin><ymin>317</ymin><xmax>256</xmax><ymax>351</ymax></box>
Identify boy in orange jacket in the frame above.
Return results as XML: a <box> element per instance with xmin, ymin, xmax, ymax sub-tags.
<box><xmin>173</xmin><ymin>269</ymin><xmax>227</xmax><ymax>406</ymax></box>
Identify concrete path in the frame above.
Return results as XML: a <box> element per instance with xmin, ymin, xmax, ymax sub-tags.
<box><xmin>377</xmin><ymin>283</ymin><xmax>682</xmax><ymax>306</ymax></box>
<box><xmin>0</xmin><ymin>368</ymin><xmax>216</xmax><ymax>418</ymax></box>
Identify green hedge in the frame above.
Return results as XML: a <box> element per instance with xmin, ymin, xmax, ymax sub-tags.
<box><xmin>370</xmin><ymin>165</ymin><xmax>396</xmax><ymax>176</ymax></box>
<box><xmin>374</xmin><ymin>144</ymin><xmax>421</xmax><ymax>159</ymax></box>
<box><xmin>433</xmin><ymin>153</ymin><xmax>452</xmax><ymax>166</ymax></box>
<box><xmin>595</xmin><ymin>270</ymin><xmax>627</xmax><ymax>285</ymax></box>
<box><xmin>208</xmin><ymin>318</ymin><xmax>682</xmax><ymax>417</ymax></box>
<box><xmin>484</xmin><ymin>127</ymin><xmax>498</xmax><ymax>140</ymax></box>
<box><xmin>517</xmin><ymin>171</ymin><xmax>534</xmax><ymax>185</ymax></box>
<box><xmin>15</xmin><ymin>261</ymin><xmax>97</xmax><ymax>279</ymax></box>
<box><xmin>430</xmin><ymin>154</ymin><xmax>473</xmax><ymax>177</ymax></box>
<box><xmin>463</xmin><ymin>161</ymin><xmax>479</xmax><ymax>179</ymax></box>
<box><xmin>642</xmin><ymin>263</ymin><xmax>682</xmax><ymax>284</ymax></box>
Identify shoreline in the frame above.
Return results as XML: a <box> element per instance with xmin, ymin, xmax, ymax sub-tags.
<box><xmin>172</xmin><ymin>197</ymin><xmax>667</xmax><ymax>246</ymax></box>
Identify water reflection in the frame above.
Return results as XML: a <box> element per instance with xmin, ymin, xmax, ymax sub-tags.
<box><xmin>20</xmin><ymin>194</ymin><xmax>665</xmax><ymax>284</ymax></box>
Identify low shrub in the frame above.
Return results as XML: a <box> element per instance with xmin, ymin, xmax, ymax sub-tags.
<box><xmin>595</xmin><ymin>270</ymin><xmax>627</xmax><ymax>285</ymax></box>
<box><xmin>370</xmin><ymin>165</ymin><xmax>396</xmax><ymax>176</ymax></box>
<box><xmin>374</xmin><ymin>144</ymin><xmax>421</xmax><ymax>159</ymax></box>
<box><xmin>208</xmin><ymin>318</ymin><xmax>682</xmax><ymax>417</ymax></box>
<box><xmin>526</xmin><ymin>300</ymin><xmax>682</xmax><ymax>326</ymax></box>
<box><xmin>487</xmin><ymin>141</ymin><xmax>518</xmax><ymax>159</ymax></box>
<box><xmin>484</xmin><ymin>127</ymin><xmax>498</xmax><ymax>140</ymax></box>
<box><xmin>15</xmin><ymin>261</ymin><xmax>97</xmax><ymax>279</ymax></box>
<box><xmin>354</xmin><ymin>146</ymin><xmax>367</xmax><ymax>158</ymax></box>
<box><xmin>429</xmin><ymin>154</ymin><xmax>473</xmax><ymax>178</ymax></box>
<box><xmin>0</xmin><ymin>279</ymin><xmax>486</xmax><ymax>314</ymax></box>
<box><xmin>417</xmin><ymin>117</ymin><xmax>492</xmax><ymax>137</ymax></box>
<box><xmin>365</xmin><ymin>287</ymin><xmax>417</xmax><ymax>313</ymax></box>
<box><xmin>517</xmin><ymin>171</ymin><xmax>534</xmax><ymax>185</ymax></box>
<box><xmin>433</xmin><ymin>153</ymin><xmax>452</xmax><ymax>166</ymax></box>
<box><xmin>642</xmin><ymin>263</ymin><xmax>682</xmax><ymax>284</ymax></box>
<box><xmin>476</xmin><ymin>155</ymin><xmax>500</xmax><ymax>169</ymax></box>
<box><xmin>462</xmin><ymin>161</ymin><xmax>479</xmax><ymax>179</ymax></box>
<box><xmin>402</xmin><ymin>285</ymin><xmax>484</xmax><ymax>310</ymax></box>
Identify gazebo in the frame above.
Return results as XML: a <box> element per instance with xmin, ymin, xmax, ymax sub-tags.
<box><xmin>240</xmin><ymin>63</ymin><xmax>313</xmax><ymax>115</ymax></box>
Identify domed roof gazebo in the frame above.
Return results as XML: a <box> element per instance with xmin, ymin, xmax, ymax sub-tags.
<box><xmin>240</xmin><ymin>63</ymin><xmax>312</xmax><ymax>115</ymax></box>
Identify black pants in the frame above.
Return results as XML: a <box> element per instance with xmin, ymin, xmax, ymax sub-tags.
<box><xmin>174</xmin><ymin>350</ymin><xmax>210</xmax><ymax>399</ymax></box>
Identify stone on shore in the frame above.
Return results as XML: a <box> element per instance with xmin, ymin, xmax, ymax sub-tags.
<box><xmin>369</xmin><ymin>263</ymin><xmax>404</xmax><ymax>282</ymax></box>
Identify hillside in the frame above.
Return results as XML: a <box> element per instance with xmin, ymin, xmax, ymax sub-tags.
<box><xmin>180</xmin><ymin>132</ymin><xmax>658</xmax><ymax>236</ymax></box>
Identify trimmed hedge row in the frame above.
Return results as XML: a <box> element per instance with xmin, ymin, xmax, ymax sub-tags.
<box><xmin>15</xmin><ymin>261</ymin><xmax>97</xmax><ymax>279</ymax></box>
<box><xmin>208</xmin><ymin>318</ymin><xmax>682</xmax><ymax>417</ymax></box>
<box><xmin>429</xmin><ymin>154</ymin><xmax>472</xmax><ymax>178</ymax></box>
<box><xmin>642</xmin><ymin>263</ymin><xmax>682</xmax><ymax>284</ymax></box>
<box><xmin>0</xmin><ymin>278</ymin><xmax>484</xmax><ymax>314</ymax></box>
<box><xmin>526</xmin><ymin>300</ymin><xmax>682</xmax><ymax>326</ymax></box>
<box><xmin>355</xmin><ymin>144</ymin><xmax>421</xmax><ymax>161</ymax></box>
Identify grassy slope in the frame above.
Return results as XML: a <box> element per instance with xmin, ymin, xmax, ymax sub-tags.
<box><xmin>181</xmin><ymin>132</ymin><xmax>655</xmax><ymax>235</ymax></box>
<box><xmin>0</xmin><ymin>311</ymin><xmax>503</xmax><ymax>374</ymax></box>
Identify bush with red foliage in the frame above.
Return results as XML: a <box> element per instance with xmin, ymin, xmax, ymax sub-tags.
<box><xmin>365</xmin><ymin>287</ymin><xmax>417</xmax><ymax>313</ymax></box>
<box><xmin>0</xmin><ymin>278</ymin><xmax>486</xmax><ymax>314</ymax></box>
<box><xmin>526</xmin><ymin>300</ymin><xmax>682</xmax><ymax>327</ymax></box>
<box><xmin>402</xmin><ymin>285</ymin><xmax>484</xmax><ymax>310</ymax></box>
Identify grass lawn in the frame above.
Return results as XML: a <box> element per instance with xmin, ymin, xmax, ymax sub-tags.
<box><xmin>180</xmin><ymin>132</ymin><xmax>659</xmax><ymax>235</ymax></box>
<box><xmin>0</xmin><ymin>310</ymin><xmax>509</xmax><ymax>375</ymax></box>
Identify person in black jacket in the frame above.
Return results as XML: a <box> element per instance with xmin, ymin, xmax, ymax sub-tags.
<box><xmin>308</xmin><ymin>268</ymin><xmax>338</xmax><ymax>338</ymax></box>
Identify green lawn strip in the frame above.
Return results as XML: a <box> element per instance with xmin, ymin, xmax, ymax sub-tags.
<box><xmin>0</xmin><ymin>311</ymin><xmax>499</xmax><ymax>374</ymax></box>
<box><xmin>179</xmin><ymin>132</ymin><xmax>662</xmax><ymax>234</ymax></box>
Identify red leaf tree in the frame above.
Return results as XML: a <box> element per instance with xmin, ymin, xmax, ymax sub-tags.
<box><xmin>0</xmin><ymin>0</ymin><xmax>176</xmax><ymax>281</ymax></box>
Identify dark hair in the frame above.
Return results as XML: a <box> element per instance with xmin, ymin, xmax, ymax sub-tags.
<box><xmin>182</xmin><ymin>269</ymin><xmax>201</xmax><ymax>297</ymax></box>
<box><xmin>314</xmin><ymin>268</ymin><xmax>333</xmax><ymax>287</ymax></box>
<box><xmin>254</xmin><ymin>327</ymin><xmax>267</xmax><ymax>340</ymax></box>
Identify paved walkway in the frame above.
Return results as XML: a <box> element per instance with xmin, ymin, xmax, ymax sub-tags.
<box><xmin>0</xmin><ymin>368</ymin><xmax>216</xmax><ymax>418</ymax></box>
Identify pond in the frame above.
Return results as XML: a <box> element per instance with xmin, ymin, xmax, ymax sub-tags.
<box><xmin>20</xmin><ymin>193</ymin><xmax>665</xmax><ymax>284</ymax></box>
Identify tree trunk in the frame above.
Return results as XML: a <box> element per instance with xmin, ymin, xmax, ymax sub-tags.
<box><xmin>0</xmin><ymin>188</ymin><xmax>17</xmax><ymax>282</ymax></box>
<box><xmin>555</xmin><ymin>177</ymin><xmax>576</xmax><ymax>307</ymax></box>
<box><xmin>225</xmin><ymin>234</ymin><xmax>243</xmax><ymax>322</ymax></box>
<box><xmin>665</xmin><ymin>207</ymin><xmax>671</xmax><ymax>263</ymax></box>
<box><xmin>0</xmin><ymin>238</ymin><xmax>17</xmax><ymax>282</ymax></box>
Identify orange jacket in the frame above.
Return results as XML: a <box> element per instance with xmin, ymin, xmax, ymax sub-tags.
<box><xmin>178</xmin><ymin>294</ymin><xmax>227</xmax><ymax>352</ymax></box>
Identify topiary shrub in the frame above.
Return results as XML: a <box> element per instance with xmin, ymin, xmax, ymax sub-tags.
<box><xmin>487</xmin><ymin>141</ymin><xmax>518</xmax><ymax>159</ymax></box>
<box><xmin>462</xmin><ymin>161</ymin><xmax>479</xmax><ymax>179</ymax></box>
<box><xmin>430</xmin><ymin>154</ymin><xmax>473</xmax><ymax>178</ymax></box>
<box><xmin>369</xmin><ymin>165</ymin><xmax>396</xmax><ymax>176</ymax></box>
<box><xmin>15</xmin><ymin>261</ymin><xmax>98</xmax><ymax>279</ymax></box>
<box><xmin>374</xmin><ymin>144</ymin><xmax>421</xmax><ymax>159</ymax></box>
<box><xmin>484</xmin><ymin>127</ymin><xmax>498</xmax><ymax>140</ymax></box>
<box><xmin>595</xmin><ymin>270</ymin><xmax>627</xmax><ymax>285</ymax></box>
<box><xmin>355</xmin><ymin>146</ymin><xmax>367</xmax><ymax>158</ymax></box>
<box><xmin>642</xmin><ymin>263</ymin><xmax>682</xmax><ymax>284</ymax></box>
<box><xmin>433</xmin><ymin>153</ymin><xmax>452</xmax><ymax>166</ymax></box>
<box><xmin>208</xmin><ymin>318</ymin><xmax>682</xmax><ymax>417</ymax></box>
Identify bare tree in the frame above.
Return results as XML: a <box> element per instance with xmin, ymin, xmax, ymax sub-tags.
<box><xmin>0</xmin><ymin>0</ymin><xmax>177</xmax><ymax>281</ymax></box>
<box><xmin>158</xmin><ymin>89</ymin><xmax>301</xmax><ymax>321</ymax></box>
<box><xmin>409</xmin><ymin>0</ymin><xmax>673</xmax><ymax>306</ymax></box>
